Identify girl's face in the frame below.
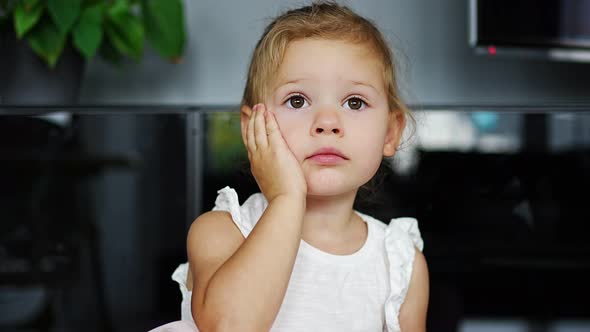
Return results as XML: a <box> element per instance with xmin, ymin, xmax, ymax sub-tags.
<box><xmin>264</xmin><ymin>38</ymin><xmax>402</xmax><ymax>197</ymax></box>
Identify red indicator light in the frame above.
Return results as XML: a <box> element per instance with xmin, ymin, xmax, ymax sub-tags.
<box><xmin>488</xmin><ymin>46</ymin><xmax>497</xmax><ymax>55</ymax></box>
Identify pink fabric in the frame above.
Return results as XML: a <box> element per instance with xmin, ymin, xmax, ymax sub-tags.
<box><xmin>148</xmin><ymin>320</ymin><xmax>198</xmax><ymax>332</ymax></box>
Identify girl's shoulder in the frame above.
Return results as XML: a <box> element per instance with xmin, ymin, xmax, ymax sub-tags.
<box><xmin>385</xmin><ymin>217</ymin><xmax>424</xmax><ymax>252</ymax></box>
<box><xmin>211</xmin><ymin>186</ymin><xmax>267</xmax><ymax>238</ymax></box>
<box><xmin>356</xmin><ymin>211</ymin><xmax>424</xmax><ymax>252</ymax></box>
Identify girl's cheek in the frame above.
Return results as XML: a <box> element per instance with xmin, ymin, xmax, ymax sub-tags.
<box><xmin>272</xmin><ymin>111</ymin><xmax>303</xmax><ymax>150</ymax></box>
<box><xmin>271</xmin><ymin>109</ymin><xmax>291</xmax><ymax>132</ymax></box>
<box><xmin>273</xmin><ymin>108</ymin><xmax>308</xmax><ymax>132</ymax></box>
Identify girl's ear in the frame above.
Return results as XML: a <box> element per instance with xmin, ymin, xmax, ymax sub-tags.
<box><xmin>240</xmin><ymin>104</ymin><xmax>254</xmax><ymax>146</ymax></box>
<box><xmin>383</xmin><ymin>111</ymin><xmax>406</xmax><ymax>157</ymax></box>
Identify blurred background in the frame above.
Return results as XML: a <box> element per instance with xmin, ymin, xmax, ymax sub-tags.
<box><xmin>1</xmin><ymin>0</ymin><xmax>590</xmax><ymax>331</ymax></box>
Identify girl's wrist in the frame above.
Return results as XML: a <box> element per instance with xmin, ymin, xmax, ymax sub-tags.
<box><xmin>270</xmin><ymin>193</ymin><xmax>306</xmax><ymax>210</ymax></box>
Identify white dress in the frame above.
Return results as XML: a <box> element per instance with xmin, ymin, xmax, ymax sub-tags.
<box><xmin>171</xmin><ymin>187</ymin><xmax>424</xmax><ymax>332</ymax></box>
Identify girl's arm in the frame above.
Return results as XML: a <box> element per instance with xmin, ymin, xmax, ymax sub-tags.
<box><xmin>399</xmin><ymin>249</ymin><xmax>430</xmax><ymax>332</ymax></box>
<box><xmin>188</xmin><ymin>104</ymin><xmax>307</xmax><ymax>332</ymax></box>
<box><xmin>187</xmin><ymin>195</ymin><xmax>304</xmax><ymax>332</ymax></box>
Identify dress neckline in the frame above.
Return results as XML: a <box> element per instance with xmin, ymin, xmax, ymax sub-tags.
<box><xmin>299</xmin><ymin>211</ymin><xmax>374</xmax><ymax>264</ymax></box>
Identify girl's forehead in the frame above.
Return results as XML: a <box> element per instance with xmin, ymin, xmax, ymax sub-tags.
<box><xmin>282</xmin><ymin>38</ymin><xmax>378</xmax><ymax>61</ymax></box>
<box><xmin>271</xmin><ymin>39</ymin><xmax>385</xmax><ymax>90</ymax></box>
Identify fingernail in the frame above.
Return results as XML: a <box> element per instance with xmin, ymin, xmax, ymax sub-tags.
<box><xmin>253</xmin><ymin>104</ymin><xmax>260</xmax><ymax>112</ymax></box>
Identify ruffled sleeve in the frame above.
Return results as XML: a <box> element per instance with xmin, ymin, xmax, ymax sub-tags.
<box><xmin>383</xmin><ymin>217</ymin><xmax>424</xmax><ymax>332</ymax></box>
<box><xmin>211</xmin><ymin>186</ymin><xmax>264</xmax><ymax>238</ymax></box>
<box><xmin>171</xmin><ymin>262</ymin><xmax>194</xmax><ymax>323</ymax></box>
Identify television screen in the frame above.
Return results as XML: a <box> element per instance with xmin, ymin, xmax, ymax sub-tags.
<box><xmin>469</xmin><ymin>0</ymin><xmax>590</xmax><ymax>62</ymax></box>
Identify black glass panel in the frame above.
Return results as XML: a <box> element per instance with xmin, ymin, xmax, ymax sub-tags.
<box><xmin>0</xmin><ymin>106</ymin><xmax>589</xmax><ymax>331</ymax></box>
<box><xmin>477</xmin><ymin>0</ymin><xmax>590</xmax><ymax>49</ymax></box>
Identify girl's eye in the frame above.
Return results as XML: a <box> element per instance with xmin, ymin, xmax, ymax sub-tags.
<box><xmin>286</xmin><ymin>95</ymin><xmax>308</xmax><ymax>109</ymax></box>
<box><xmin>345</xmin><ymin>97</ymin><xmax>366</xmax><ymax>111</ymax></box>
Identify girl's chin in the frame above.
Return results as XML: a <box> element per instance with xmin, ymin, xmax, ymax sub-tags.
<box><xmin>304</xmin><ymin>174</ymin><xmax>360</xmax><ymax>197</ymax></box>
<box><xmin>306</xmin><ymin>187</ymin><xmax>352</xmax><ymax>197</ymax></box>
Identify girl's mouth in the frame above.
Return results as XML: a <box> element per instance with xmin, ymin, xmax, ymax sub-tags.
<box><xmin>307</xmin><ymin>147</ymin><xmax>348</xmax><ymax>165</ymax></box>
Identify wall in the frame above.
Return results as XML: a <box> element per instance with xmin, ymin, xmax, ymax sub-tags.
<box><xmin>80</xmin><ymin>0</ymin><xmax>590</xmax><ymax>106</ymax></box>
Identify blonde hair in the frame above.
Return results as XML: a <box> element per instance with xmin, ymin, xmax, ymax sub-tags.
<box><xmin>242</xmin><ymin>1</ymin><xmax>413</xmax><ymax>126</ymax></box>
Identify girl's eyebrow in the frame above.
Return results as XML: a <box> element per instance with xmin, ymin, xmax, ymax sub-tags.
<box><xmin>273</xmin><ymin>79</ymin><xmax>379</xmax><ymax>93</ymax></box>
<box><xmin>350</xmin><ymin>80</ymin><xmax>379</xmax><ymax>93</ymax></box>
<box><xmin>273</xmin><ymin>79</ymin><xmax>304</xmax><ymax>92</ymax></box>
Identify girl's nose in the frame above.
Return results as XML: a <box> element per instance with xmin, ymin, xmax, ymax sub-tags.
<box><xmin>311</xmin><ymin>108</ymin><xmax>344</xmax><ymax>137</ymax></box>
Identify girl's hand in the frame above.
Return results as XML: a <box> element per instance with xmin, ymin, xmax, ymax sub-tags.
<box><xmin>244</xmin><ymin>104</ymin><xmax>307</xmax><ymax>202</ymax></box>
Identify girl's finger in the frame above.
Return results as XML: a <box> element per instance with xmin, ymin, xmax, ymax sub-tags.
<box><xmin>246</xmin><ymin>105</ymin><xmax>257</xmax><ymax>151</ymax></box>
<box><xmin>254</xmin><ymin>104</ymin><xmax>269</xmax><ymax>149</ymax></box>
<box><xmin>265</xmin><ymin>110</ymin><xmax>284</xmax><ymax>148</ymax></box>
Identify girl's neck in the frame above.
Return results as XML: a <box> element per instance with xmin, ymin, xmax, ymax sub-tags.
<box><xmin>301</xmin><ymin>189</ymin><xmax>361</xmax><ymax>242</ymax></box>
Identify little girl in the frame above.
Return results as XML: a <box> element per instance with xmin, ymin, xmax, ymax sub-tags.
<box><xmin>171</xmin><ymin>2</ymin><xmax>429</xmax><ymax>331</ymax></box>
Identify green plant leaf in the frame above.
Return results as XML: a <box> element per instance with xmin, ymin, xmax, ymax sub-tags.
<box><xmin>47</xmin><ymin>0</ymin><xmax>81</xmax><ymax>35</ymax></box>
<box><xmin>142</xmin><ymin>0</ymin><xmax>185</xmax><ymax>60</ymax></box>
<box><xmin>105</xmin><ymin>1</ymin><xmax>144</xmax><ymax>61</ymax></box>
<box><xmin>107</xmin><ymin>0</ymin><xmax>130</xmax><ymax>21</ymax></box>
<box><xmin>99</xmin><ymin>36</ymin><xmax>124</xmax><ymax>65</ymax></box>
<box><xmin>26</xmin><ymin>17</ymin><xmax>66</xmax><ymax>68</ymax></box>
<box><xmin>13</xmin><ymin>0</ymin><xmax>43</xmax><ymax>38</ymax></box>
<box><xmin>81</xmin><ymin>0</ymin><xmax>105</xmax><ymax>6</ymax></box>
<box><xmin>72</xmin><ymin>4</ymin><xmax>103</xmax><ymax>59</ymax></box>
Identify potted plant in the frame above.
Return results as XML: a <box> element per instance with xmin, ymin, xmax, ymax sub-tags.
<box><xmin>0</xmin><ymin>0</ymin><xmax>187</xmax><ymax>104</ymax></box>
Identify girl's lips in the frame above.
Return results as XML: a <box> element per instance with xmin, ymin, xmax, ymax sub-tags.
<box><xmin>308</xmin><ymin>154</ymin><xmax>346</xmax><ymax>165</ymax></box>
<box><xmin>307</xmin><ymin>147</ymin><xmax>348</xmax><ymax>165</ymax></box>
